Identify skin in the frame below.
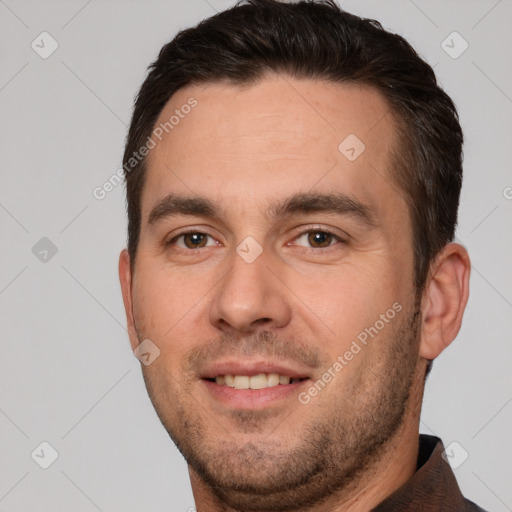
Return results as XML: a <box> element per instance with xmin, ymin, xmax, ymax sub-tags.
<box><xmin>119</xmin><ymin>75</ymin><xmax>471</xmax><ymax>511</ymax></box>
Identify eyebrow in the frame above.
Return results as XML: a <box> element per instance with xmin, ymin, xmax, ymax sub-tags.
<box><xmin>147</xmin><ymin>192</ymin><xmax>378</xmax><ymax>229</ymax></box>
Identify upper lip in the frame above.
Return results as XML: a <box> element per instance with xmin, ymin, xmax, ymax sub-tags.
<box><xmin>200</xmin><ymin>359</ymin><xmax>313</xmax><ymax>379</ymax></box>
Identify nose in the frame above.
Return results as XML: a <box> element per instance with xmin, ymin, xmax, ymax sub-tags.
<box><xmin>209</xmin><ymin>244</ymin><xmax>292</xmax><ymax>334</ymax></box>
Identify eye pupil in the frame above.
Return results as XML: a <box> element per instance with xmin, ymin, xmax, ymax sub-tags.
<box><xmin>184</xmin><ymin>233</ymin><xmax>207</xmax><ymax>248</ymax></box>
<box><xmin>309</xmin><ymin>231</ymin><xmax>332</xmax><ymax>248</ymax></box>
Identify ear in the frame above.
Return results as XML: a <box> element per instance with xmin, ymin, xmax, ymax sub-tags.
<box><xmin>419</xmin><ymin>242</ymin><xmax>471</xmax><ymax>360</ymax></box>
<box><xmin>119</xmin><ymin>249</ymin><xmax>140</xmax><ymax>352</ymax></box>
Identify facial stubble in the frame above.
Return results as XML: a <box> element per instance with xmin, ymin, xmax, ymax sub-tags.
<box><xmin>139</xmin><ymin>301</ymin><xmax>422</xmax><ymax>511</ymax></box>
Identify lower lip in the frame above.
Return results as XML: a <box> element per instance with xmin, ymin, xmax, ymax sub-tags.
<box><xmin>201</xmin><ymin>379</ymin><xmax>310</xmax><ymax>409</ymax></box>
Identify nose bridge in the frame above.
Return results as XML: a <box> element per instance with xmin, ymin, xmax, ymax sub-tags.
<box><xmin>209</xmin><ymin>240</ymin><xmax>291</xmax><ymax>332</ymax></box>
<box><xmin>233</xmin><ymin>240</ymin><xmax>270</xmax><ymax>294</ymax></box>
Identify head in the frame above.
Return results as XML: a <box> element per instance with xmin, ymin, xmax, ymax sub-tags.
<box><xmin>119</xmin><ymin>1</ymin><xmax>470</xmax><ymax>510</ymax></box>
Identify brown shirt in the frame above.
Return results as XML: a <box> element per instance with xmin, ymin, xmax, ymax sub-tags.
<box><xmin>373</xmin><ymin>435</ymin><xmax>488</xmax><ymax>511</ymax></box>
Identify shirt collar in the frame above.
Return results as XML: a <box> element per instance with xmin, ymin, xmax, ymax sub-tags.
<box><xmin>372</xmin><ymin>434</ymin><xmax>476</xmax><ymax>511</ymax></box>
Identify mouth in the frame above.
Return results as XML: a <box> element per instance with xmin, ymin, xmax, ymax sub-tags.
<box><xmin>199</xmin><ymin>361</ymin><xmax>313</xmax><ymax>409</ymax></box>
<box><xmin>204</xmin><ymin>373</ymin><xmax>309</xmax><ymax>389</ymax></box>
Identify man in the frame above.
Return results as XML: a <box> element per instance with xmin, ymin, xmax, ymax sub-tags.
<box><xmin>118</xmin><ymin>1</ymin><xmax>484</xmax><ymax>510</ymax></box>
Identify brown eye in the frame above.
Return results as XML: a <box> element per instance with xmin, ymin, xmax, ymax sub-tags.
<box><xmin>167</xmin><ymin>231</ymin><xmax>216</xmax><ymax>250</ymax></box>
<box><xmin>293</xmin><ymin>229</ymin><xmax>343</xmax><ymax>250</ymax></box>
<box><xmin>182</xmin><ymin>232</ymin><xmax>208</xmax><ymax>249</ymax></box>
<box><xmin>307</xmin><ymin>231</ymin><xmax>334</xmax><ymax>248</ymax></box>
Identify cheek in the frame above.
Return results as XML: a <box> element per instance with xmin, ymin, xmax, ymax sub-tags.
<box><xmin>295</xmin><ymin>258</ymin><xmax>407</xmax><ymax>359</ymax></box>
<box><xmin>132</xmin><ymin>262</ymin><xmax>201</xmax><ymax>341</ymax></box>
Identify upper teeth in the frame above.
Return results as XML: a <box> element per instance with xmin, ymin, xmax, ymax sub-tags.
<box><xmin>215</xmin><ymin>373</ymin><xmax>301</xmax><ymax>389</ymax></box>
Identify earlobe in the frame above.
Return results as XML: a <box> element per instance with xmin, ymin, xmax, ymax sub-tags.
<box><xmin>419</xmin><ymin>243</ymin><xmax>471</xmax><ymax>360</ymax></box>
<box><xmin>118</xmin><ymin>249</ymin><xmax>139</xmax><ymax>352</ymax></box>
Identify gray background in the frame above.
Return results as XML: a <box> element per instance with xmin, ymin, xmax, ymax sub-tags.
<box><xmin>1</xmin><ymin>0</ymin><xmax>511</xmax><ymax>510</ymax></box>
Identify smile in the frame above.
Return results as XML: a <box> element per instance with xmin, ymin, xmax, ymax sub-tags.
<box><xmin>209</xmin><ymin>373</ymin><xmax>306</xmax><ymax>389</ymax></box>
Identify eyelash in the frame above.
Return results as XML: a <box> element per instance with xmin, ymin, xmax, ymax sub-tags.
<box><xmin>165</xmin><ymin>227</ymin><xmax>347</xmax><ymax>254</ymax></box>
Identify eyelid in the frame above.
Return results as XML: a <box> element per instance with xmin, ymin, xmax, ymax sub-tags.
<box><xmin>290</xmin><ymin>224</ymin><xmax>348</xmax><ymax>240</ymax></box>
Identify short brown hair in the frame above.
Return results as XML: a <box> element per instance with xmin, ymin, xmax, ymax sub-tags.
<box><xmin>122</xmin><ymin>0</ymin><xmax>463</xmax><ymax>294</ymax></box>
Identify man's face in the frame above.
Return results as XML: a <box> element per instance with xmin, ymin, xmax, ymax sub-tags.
<box><xmin>123</xmin><ymin>76</ymin><xmax>423</xmax><ymax>509</ymax></box>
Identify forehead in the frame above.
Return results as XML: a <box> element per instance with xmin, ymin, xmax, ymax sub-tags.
<box><xmin>142</xmin><ymin>75</ymin><xmax>404</xmax><ymax>226</ymax></box>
